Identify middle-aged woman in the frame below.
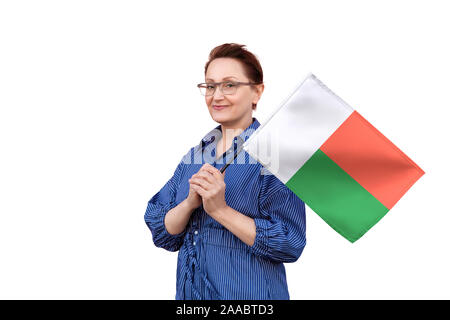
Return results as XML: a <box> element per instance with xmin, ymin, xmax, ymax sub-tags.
<box><xmin>144</xmin><ymin>43</ymin><xmax>306</xmax><ymax>300</ymax></box>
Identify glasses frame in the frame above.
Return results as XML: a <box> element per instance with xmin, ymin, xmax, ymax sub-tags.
<box><xmin>197</xmin><ymin>81</ymin><xmax>262</xmax><ymax>96</ymax></box>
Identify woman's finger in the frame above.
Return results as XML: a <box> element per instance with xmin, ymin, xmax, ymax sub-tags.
<box><xmin>190</xmin><ymin>183</ymin><xmax>207</xmax><ymax>197</ymax></box>
<box><xmin>201</xmin><ymin>164</ymin><xmax>224</xmax><ymax>180</ymax></box>
<box><xmin>189</xmin><ymin>177</ymin><xmax>212</xmax><ymax>190</ymax></box>
<box><xmin>196</xmin><ymin>170</ymin><xmax>216</xmax><ymax>184</ymax></box>
<box><xmin>203</xmin><ymin>166</ymin><xmax>224</xmax><ymax>181</ymax></box>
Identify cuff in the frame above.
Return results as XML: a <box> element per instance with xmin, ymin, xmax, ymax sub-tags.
<box><xmin>249</xmin><ymin>218</ymin><xmax>287</xmax><ymax>258</ymax></box>
<box><xmin>145</xmin><ymin>200</ymin><xmax>186</xmax><ymax>252</ymax></box>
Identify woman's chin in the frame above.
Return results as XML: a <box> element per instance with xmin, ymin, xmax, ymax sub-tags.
<box><xmin>210</xmin><ymin>110</ymin><xmax>233</xmax><ymax>122</ymax></box>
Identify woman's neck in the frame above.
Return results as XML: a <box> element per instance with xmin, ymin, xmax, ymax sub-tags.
<box><xmin>220</xmin><ymin>117</ymin><xmax>253</xmax><ymax>143</ymax></box>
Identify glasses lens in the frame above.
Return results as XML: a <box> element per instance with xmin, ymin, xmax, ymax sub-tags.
<box><xmin>199</xmin><ymin>82</ymin><xmax>237</xmax><ymax>96</ymax></box>
<box><xmin>222</xmin><ymin>82</ymin><xmax>237</xmax><ymax>95</ymax></box>
<box><xmin>206</xmin><ymin>84</ymin><xmax>216</xmax><ymax>96</ymax></box>
<box><xmin>199</xmin><ymin>83</ymin><xmax>215</xmax><ymax>96</ymax></box>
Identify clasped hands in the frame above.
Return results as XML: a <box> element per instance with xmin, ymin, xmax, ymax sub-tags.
<box><xmin>186</xmin><ymin>163</ymin><xmax>228</xmax><ymax>218</ymax></box>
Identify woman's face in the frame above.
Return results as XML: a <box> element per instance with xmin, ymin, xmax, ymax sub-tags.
<box><xmin>204</xmin><ymin>57</ymin><xmax>263</xmax><ymax>126</ymax></box>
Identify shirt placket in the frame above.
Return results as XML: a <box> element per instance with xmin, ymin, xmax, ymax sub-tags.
<box><xmin>186</xmin><ymin>133</ymin><xmax>243</xmax><ymax>299</ymax></box>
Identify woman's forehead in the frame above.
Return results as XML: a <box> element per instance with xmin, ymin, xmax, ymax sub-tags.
<box><xmin>206</xmin><ymin>58</ymin><xmax>246</xmax><ymax>81</ymax></box>
<box><xmin>205</xmin><ymin>75</ymin><xmax>238</xmax><ymax>82</ymax></box>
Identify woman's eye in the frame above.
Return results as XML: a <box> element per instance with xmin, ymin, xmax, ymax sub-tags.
<box><xmin>225</xmin><ymin>83</ymin><xmax>235</xmax><ymax>87</ymax></box>
<box><xmin>207</xmin><ymin>85</ymin><xmax>215</xmax><ymax>89</ymax></box>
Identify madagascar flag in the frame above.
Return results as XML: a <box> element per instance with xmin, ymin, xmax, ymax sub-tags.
<box><xmin>243</xmin><ymin>74</ymin><xmax>424</xmax><ymax>242</ymax></box>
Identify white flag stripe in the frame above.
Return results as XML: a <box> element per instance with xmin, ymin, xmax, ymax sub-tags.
<box><xmin>243</xmin><ymin>74</ymin><xmax>354</xmax><ymax>183</ymax></box>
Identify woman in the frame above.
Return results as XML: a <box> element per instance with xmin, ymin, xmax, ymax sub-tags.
<box><xmin>144</xmin><ymin>43</ymin><xmax>306</xmax><ymax>300</ymax></box>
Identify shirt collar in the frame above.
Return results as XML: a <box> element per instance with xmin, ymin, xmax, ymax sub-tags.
<box><xmin>198</xmin><ymin>117</ymin><xmax>260</xmax><ymax>152</ymax></box>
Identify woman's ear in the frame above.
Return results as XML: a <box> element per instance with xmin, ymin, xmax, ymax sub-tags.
<box><xmin>252</xmin><ymin>83</ymin><xmax>264</xmax><ymax>110</ymax></box>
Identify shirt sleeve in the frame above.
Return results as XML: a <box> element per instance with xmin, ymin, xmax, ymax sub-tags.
<box><xmin>249</xmin><ymin>174</ymin><xmax>307</xmax><ymax>263</ymax></box>
<box><xmin>144</xmin><ymin>153</ymin><xmax>189</xmax><ymax>252</ymax></box>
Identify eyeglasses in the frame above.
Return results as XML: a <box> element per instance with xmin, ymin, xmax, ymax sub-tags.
<box><xmin>197</xmin><ymin>81</ymin><xmax>262</xmax><ymax>96</ymax></box>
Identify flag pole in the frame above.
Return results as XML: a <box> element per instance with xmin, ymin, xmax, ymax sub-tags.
<box><xmin>219</xmin><ymin>145</ymin><xmax>244</xmax><ymax>174</ymax></box>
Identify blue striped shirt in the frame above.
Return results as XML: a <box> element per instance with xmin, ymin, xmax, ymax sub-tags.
<box><xmin>144</xmin><ymin>117</ymin><xmax>306</xmax><ymax>300</ymax></box>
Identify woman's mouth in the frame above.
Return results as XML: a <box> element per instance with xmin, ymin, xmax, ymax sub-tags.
<box><xmin>213</xmin><ymin>105</ymin><xmax>229</xmax><ymax>110</ymax></box>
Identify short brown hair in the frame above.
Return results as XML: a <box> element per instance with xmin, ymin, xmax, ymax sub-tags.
<box><xmin>204</xmin><ymin>43</ymin><xmax>263</xmax><ymax>110</ymax></box>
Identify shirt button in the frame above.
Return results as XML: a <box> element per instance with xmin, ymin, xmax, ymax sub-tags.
<box><xmin>193</xmin><ymin>241</ymin><xmax>196</xmax><ymax>246</ymax></box>
<box><xmin>194</xmin><ymin>230</ymin><xmax>198</xmax><ymax>235</ymax></box>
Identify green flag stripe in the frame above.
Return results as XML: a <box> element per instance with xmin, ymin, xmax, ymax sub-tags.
<box><xmin>286</xmin><ymin>149</ymin><xmax>389</xmax><ymax>242</ymax></box>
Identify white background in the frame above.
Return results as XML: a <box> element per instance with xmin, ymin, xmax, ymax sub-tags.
<box><xmin>0</xmin><ymin>0</ymin><xmax>448</xmax><ymax>299</ymax></box>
